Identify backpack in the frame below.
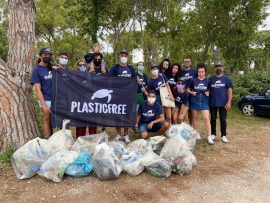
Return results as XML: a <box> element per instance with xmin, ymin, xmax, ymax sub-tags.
<box><xmin>113</xmin><ymin>64</ymin><xmax>134</xmax><ymax>76</ymax></box>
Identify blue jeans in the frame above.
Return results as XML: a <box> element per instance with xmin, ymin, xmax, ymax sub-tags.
<box><xmin>38</xmin><ymin>100</ymin><xmax>51</xmax><ymax>108</ymax></box>
<box><xmin>138</xmin><ymin>121</ymin><xmax>165</xmax><ymax>135</ymax></box>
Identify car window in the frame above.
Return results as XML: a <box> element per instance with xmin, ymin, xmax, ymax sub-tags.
<box><xmin>265</xmin><ymin>89</ymin><xmax>270</xmax><ymax>96</ymax></box>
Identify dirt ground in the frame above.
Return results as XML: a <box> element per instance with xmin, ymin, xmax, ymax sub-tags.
<box><xmin>1</xmin><ymin>118</ymin><xmax>270</xmax><ymax>203</ymax></box>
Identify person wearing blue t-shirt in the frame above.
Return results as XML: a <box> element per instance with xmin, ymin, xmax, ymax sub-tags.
<box><xmin>136</xmin><ymin>61</ymin><xmax>148</xmax><ymax>108</ymax></box>
<box><xmin>187</xmin><ymin>63</ymin><xmax>213</xmax><ymax>145</ymax></box>
<box><xmin>30</xmin><ymin>48</ymin><xmax>53</xmax><ymax>139</ymax></box>
<box><xmin>181</xmin><ymin>57</ymin><xmax>198</xmax><ymax>128</ymax></box>
<box><xmin>158</xmin><ymin>58</ymin><xmax>170</xmax><ymax>75</ymax></box>
<box><xmin>108</xmin><ymin>49</ymin><xmax>137</xmax><ymax>143</ymax></box>
<box><xmin>209</xmin><ymin>63</ymin><xmax>233</xmax><ymax>143</ymax></box>
<box><xmin>172</xmin><ymin>79</ymin><xmax>189</xmax><ymax>124</ymax></box>
<box><xmin>145</xmin><ymin>64</ymin><xmax>174</xmax><ymax>123</ymax></box>
<box><xmin>166</xmin><ymin>63</ymin><xmax>181</xmax><ymax>92</ymax></box>
<box><xmin>136</xmin><ymin>90</ymin><xmax>169</xmax><ymax>139</ymax></box>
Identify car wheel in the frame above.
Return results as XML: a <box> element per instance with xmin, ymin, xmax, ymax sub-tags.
<box><xmin>241</xmin><ymin>102</ymin><xmax>255</xmax><ymax>116</ymax></box>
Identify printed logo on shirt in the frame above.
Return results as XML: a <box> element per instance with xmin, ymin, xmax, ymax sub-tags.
<box><xmin>194</xmin><ymin>83</ymin><xmax>207</xmax><ymax>90</ymax></box>
<box><xmin>142</xmin><ymin>110</ymin><xmax>155</xmax><ymax>117</ymax></box>
<box><xmin>156</xmin><ymin>81</ymin><xmax>164</xmax><ymax>90</ymax></box>
<box><xmin>71</xmin><ymin>89</ymin><xmax>127</xmax><ymax>114</ymax></box>
<box><xmin>118</xmin><ymin>70</ymin><xmax>131</xmax><ymax>77</ymax></box>
<box><xmin>181</xmin><ymin>73</ymin><xmax>193</xmax><ymax>81</ymax></box>
<box><xmin>211</xmin><ymin>80</ymin><xmax>225</xmax><ymax>88</ymax></box>
<box><xmin>168</xmin><ymin>78</ymin><xmax>176</xmax><ymax>85</ymax></box>
<box><xmin>44</xmin><ymin>71</ymin><xmax>52</xmax><ymax>80</ymax></box>
<box><xmin>175</xmin><ymin>97</ymin><xmax>181</xmax><ymax>102</ymax></box>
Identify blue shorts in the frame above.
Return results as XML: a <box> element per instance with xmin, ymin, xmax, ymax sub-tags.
<box><xmin>138</xmin><ymin>121</ymin><xmax>165</xmax><ymax>135</ymax></box>
<box><xmin>189</xmin><ymin>94</ymin><xmax>209</xmax><ymax>110</ymax></box>
<box><xmin>38</xmin><ymin>100</ymin><xmax>51</xmax><ymax>108</ymax></box>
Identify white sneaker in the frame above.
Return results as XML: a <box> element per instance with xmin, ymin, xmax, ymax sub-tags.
<box><xmin>211</xmin><ymin>135</ymin><xmax>215</xmax><ymax>140</ymax></box>
<box><xmin>114</xmin><ymin>134</ymin><xmax>122</xmax><ymax>141</ymax></box>
<box><xmin>207</xmin><ymin>136</ymin><xmax>214</xmax><ymax>145</ymax></box>
<box><xmin>124</xmin><ymin>135</ymin><xmax>131</xmax><ymax>143</ymax></box>
<box><xmin>222</xmin><ymin>136</ymin><xmax>228</xmax><ymax>143</ymax></box>
<box><xmin>196</xmin><ymin>133</ymin><xmax>201</xmax><ymax>140</ymax></box>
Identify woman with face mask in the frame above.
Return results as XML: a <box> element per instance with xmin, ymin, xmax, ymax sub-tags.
<box><xmin>145</xmin><ymin>64</ymin><xmax>174</xmax><ymax>123</ymax></box>
<box><xmin>158</xmin><ymin>58</ymin><xmax>170</xmax><ymax>75</ymax></box>
<box><xmin>166</xmin><ymin>63</ymin><xmax>182</xmax><ymax>92</ymax></box>
<box><xmin>30</xmin><ymin>48</ymin><xmax>53</xmax><ymax>139</ymax></box>
<box><xmin>136</xmin><ymin>61</ymin><xmax>148</xmax><ymax>109</ymax></box>
<box><xmin>172</xmin><ymin>79</ymin><xmax>189</xmax><ymax>124</ymax></box>
<box><xmin>187</xmin><ymin>63</ymin><xmax>213</xmax><ymax>145</ymax></box>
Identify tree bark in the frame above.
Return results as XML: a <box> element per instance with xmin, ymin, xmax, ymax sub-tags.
<box><xmin>0</xmin><ymin>0</ymin><xmax>41</xmax><ymax>151</ymax></box>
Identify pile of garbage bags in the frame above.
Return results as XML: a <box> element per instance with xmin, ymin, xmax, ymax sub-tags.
<box><xmin>11</xmin><ymin>121</ymin><xmax>198</xmax><ymax>182</ymax></box>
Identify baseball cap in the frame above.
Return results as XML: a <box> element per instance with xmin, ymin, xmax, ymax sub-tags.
<box><xmin>119</xmin><ymin>49</ymin><xmax>128</xmax><ymax>55</ymax></box>
<box><xmin>151</xmin><ymin>64</ymin><xmax>159</xmax><ymax>69</ymax></box>
<box><xmin>39</xmin><ymin>48</ymin><xmax>53</xmax><ymax>55</ymax></box>
<box><xmin>178</xmin><ymin>78</ymin><xmax>185</xmax><ymax>83</ymax></box>
<box><xmin>215</xmin><ymin>62</ymin><xmax>223</xmax><ymax>67</ymax></box>
<box><xmin>59</xmin><ymin>51</ymin><xmax>68</xmax><ymax>57</ymax></box>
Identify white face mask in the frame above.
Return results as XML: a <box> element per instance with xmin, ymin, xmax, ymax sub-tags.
<box><xmin>147</xmin><ymin>97</ymin><xmax>156</xmax><ymax>104</ymax></box>
<box><xmin>120</xmin><ymin>57</ymin><xmax>128</xmax><ymax>64</ymax></box>
<box><xmin>151</xmin><ymin>70</ymin><xmax>159</xmax><ymax>75</ymax></box>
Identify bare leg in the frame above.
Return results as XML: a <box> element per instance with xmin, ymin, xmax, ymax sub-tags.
<box><xmin>188</xmin><ymin>109</ymin><xmax>193</xmax><ymax>127</ymax></box>
<box><xmin>41</xmin><ymin>108</ymin><xmax>51</xmax><ymax>139</ymax></box>
<box><xmin>124</xmin><ymin>128</ymin><xmax>129</xmax><ymax>135</ymax></box>
<box><xmin>201</xmin><ymin>110</ymin><xmax>211</xmax><ymax>136</ymax></box>
<box><xmin>172</xmin><ymin>107</ymin><xmax>179</xmax><ymax>124</ymax></box>
<box><xmin>192</xmin><ymin>110</ymin><xmax>199</xmax><ymax>132</ymax></box>
<box><xmin>164</xmin><ymin>107</ymin><xmax>172</xmax><ymax>123</ymax></box>
<box><xmin>116</xmin><ymin>127</ymin><xmax>121</xmax><ymax>135</ymax></box>
<box><xmin>157</xmin><ymin>122</ymin><xmax>170</xmax><ymax>135</ymax></box>
<box><xmin>141</xmin><ymin>132</ymin><xmax>148</xmax><ymax>139</ymax></box>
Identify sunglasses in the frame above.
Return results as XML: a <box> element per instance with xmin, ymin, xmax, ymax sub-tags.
<box><xmin>78</xmin><ymin>64</ymin><xmax>86</xmax><ymax>66</ymax></box>
<box><xmin>177</xmin><ymin>82</ymin><xmax>184</xmax><ymax>85</ymax></box>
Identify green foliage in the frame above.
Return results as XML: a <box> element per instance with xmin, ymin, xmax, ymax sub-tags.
<box><xmin>0</xmin><ymin>23</ymin><xmax>8</xmax><ymax>61</ymax></box>
<box><xmin>0</xmin><ymin>146</ymin><xmax>15</xmax><ymax>166</ymax></box>
<box><xmin>231</xmin><ymin>69</ymin><xmax>270</xmax><ymax>105</ymax></box>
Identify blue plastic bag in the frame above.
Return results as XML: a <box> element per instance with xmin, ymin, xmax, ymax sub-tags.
<box><xmin>65</xmin><ymin>152</ymin><xmax>93</xmax><ymax>178</ymax></box>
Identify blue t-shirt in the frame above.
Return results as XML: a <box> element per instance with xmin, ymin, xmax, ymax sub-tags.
<box><xmin>108</xmin><ymin>64</ymin><xmax>136</xmax><ymax>77</ymax></box>
<box><xmin>138</xmin><ymin>101</ymin><xmax>163</xmax><ymax>123</ymax></box>
<box><xmin>167</xmin><ymin>76</ymin><xmax>177</xmax><ymax>92</ymax></box>
<box><xmin>30</xmin><ymin>65</ymin><xmax>52</xmax><ymax>101</ymax></box>
<box><xmin>188</xmin><ymin>77</ymin><xmax>210</xmax><ymax>94</ymax></box>
<box><xmin>173</xmin><ymin>90</ymin><xmax>189</xmax><ymax>106</ymax></box>
<box><xmin>147</xmin><ymin>74</ymin><xmax>168</xmax><ymax>96</ymax></box>
<box><xmin>209</xmin><ymin>75</ymin><xmax>233</xmax><ymax>107</ymax></box>
<box><xmin>181</xmin><ymin>68</ymin><xmax>197</xmax><ymax>87</ymax></box>
<box><xmin>136</xmin><ymin>72</ymin><xmax>148</xmax><ymax>93</ymax></box>
<box><xmin>92</xmin><ymin>67</ymin><xmax>109</xmax><ymax>74</ymax></box>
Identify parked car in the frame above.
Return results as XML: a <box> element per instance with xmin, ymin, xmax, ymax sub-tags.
<box><xmin>238</xmin><ymin>87</ymin><xmax>270</xmax><ymax>116</ymax></box>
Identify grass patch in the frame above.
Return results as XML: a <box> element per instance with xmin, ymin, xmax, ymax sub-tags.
<box><xmin>0</xmin><ymin>146</ymin><xmax>15</xmax><ymax>167</ymax></box>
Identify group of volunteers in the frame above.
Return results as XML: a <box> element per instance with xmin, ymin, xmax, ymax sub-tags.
<box><xmin>31</xmin><ymin>43</ymin><xmax>233</xmax><ymax>145</ymax></box>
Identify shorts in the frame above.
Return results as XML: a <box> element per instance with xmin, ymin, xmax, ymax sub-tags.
<box><xmin>38</xmin><ymin>100</ymin><xmax>51</xmax><ymax>108</ymax></box>
<box><xmin>189</xmin><ymin>94</ymin><xmax>209</xmax><ymax>110</ymax></box>
<box><xmin>138</xmin><ymin>121</ymin><xmax>165</xmax><ymax>135</ymax></box>
<box><xmin>175</xmin><ymin>102</ymin><xmax>182</xmax><ymax>109</ymax></box>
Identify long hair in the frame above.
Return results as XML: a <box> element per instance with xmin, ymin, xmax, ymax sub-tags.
<box><xmin>158</xmin><ymin>58</ymin><xmax>170</xmax><ymax>76</ymax></box>
<box><xmin>167</xmin><ymin>63</ymin><xmax>181</xmax><ymax>80</ymax></box>
<box><xmin>37</xmin><ymin>55</ymin><xmax>52</xmax><ymax>71</ymax></box>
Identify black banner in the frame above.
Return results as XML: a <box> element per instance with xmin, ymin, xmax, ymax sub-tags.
<box><xmin>51</xmin><ymin>69</ymin><xmax>137</xmax><ymax>128</ymax></box>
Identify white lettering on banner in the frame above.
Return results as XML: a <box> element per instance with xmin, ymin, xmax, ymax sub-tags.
<box><xmin>70</xmin><ymin>101</ymin><xmax>127</xmax><ymax>114</ymax></box>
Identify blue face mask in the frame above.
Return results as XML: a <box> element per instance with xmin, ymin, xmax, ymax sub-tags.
<box><xmin>138</xmin><ymin>66</ymin><xmax>144</xmax><ymax>71</ymax></box>
<box><xmin>79</xmin><ymin>66</ymin><xmax>86</xmax><ymax>72</ymax></box>
<box><xmin>59</xmin><ymin>58</ymin><xmax>68</xmax><ymax>65</ymax></box>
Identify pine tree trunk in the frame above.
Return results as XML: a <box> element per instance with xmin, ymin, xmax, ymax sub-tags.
<box><xmin>0</xmin><ymin>0</ymin><xmax>41</xmax><ymax>151</ymax></box>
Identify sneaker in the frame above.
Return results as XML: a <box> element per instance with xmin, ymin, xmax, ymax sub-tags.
<box><xmin>196</xmin><ymin>133</ymin><xmax>201</xmax><ymax>140</ymax></box>
<box><xmin>207</xmin><ymin>136</ymin><xmax>214</xmax><ymax>145</ymax></box>
<box><xmin>124</xmin><ymin>135</ymin><xmax>131</xmax><ymax>143</ymax></box>
<box><xmin>211</xmin><ymin>135</ymin><xmax>216</xmax><ymax>140</ymax></box>
<box><xmin>114</xmin><ymin>134</ymin><xmax>122</xmax><ymax>141</ymax></box>
<box><xmin>221</xmin><ymin>136</ymin><xmax>228</xmax><ymax>143</ymax></box>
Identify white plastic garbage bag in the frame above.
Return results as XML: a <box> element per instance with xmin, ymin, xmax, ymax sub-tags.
<box><xmin>37</xmin><ymin>150</ymin><xmax>78</xmax><ymax>182</ymax></box>
<box><xmin>126</xmin><ymin>139</ymin><xmax>152</xmax><ymax>155</ymax></box>
<box><xmin>92</xmin><ymin>143</ymin><xmax>122</xmax><ymax>180</ymax></box>
<box><xmin>11</xmin><ymin>137</ymin><xmax>48</xmax><ymax>179</ymax></box>
<box><xmin>71</xmin><ymin>132</ymin><xmax>109</xmax><ymax>154</ymax></box>
<box><xmin>107</xmin><ymin>141</ymin><xmax>126</xmax><ymax>159</ymax></box>
<box><xmin>166</xmin><ymin>123</ymin><xmax>198</xmax><ymax>151</ymax></box>
<box><xmin>141</xmin><ymin>151</ymin><xmax>172</xmax><ymax>179</ymax></box>
<box><xmin>121</xmin><ymin>149</ymin><xmax>144</xmax><ymax>176</ymax></box>
<box><xmin>42</xmin><ymin>120</ymin><xmax>75</xmax><ymax>156</ymax></box>
<box><xmin>148</xmin><ymin>136</ymin><xmax>167</xmax><ymax>155</ymax></box>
